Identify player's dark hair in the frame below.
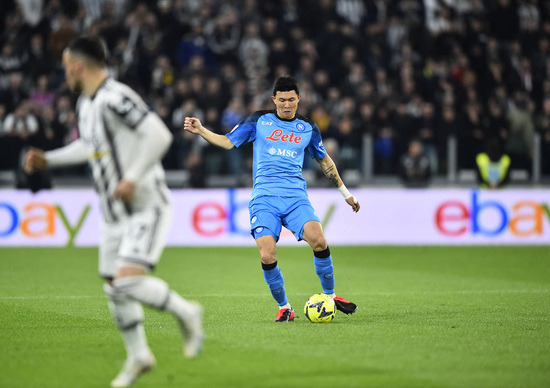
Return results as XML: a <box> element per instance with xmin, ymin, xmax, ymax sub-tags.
<box><xmin>273</xmin><ymin>75</ymin><xmax>300</xmax><ymax>96</ymax></box>
<box><xmin>66</xmin><ymin>35</ymin><xmax>107</xmax><ymax>67</ymax></box>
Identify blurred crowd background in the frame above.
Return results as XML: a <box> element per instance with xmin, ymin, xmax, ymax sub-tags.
<box><xmin>1</xmin><ymin>0</ymin><xmax>550</xmax><ymax>188</ymax></box>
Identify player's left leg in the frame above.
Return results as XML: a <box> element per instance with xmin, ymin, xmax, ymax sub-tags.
<box><xmin>301</xmin><ymin>221</ymin><xmax>357</xmax><ymax>315</ymax></box>
<box><xmin>109</xmin><ymin>207</ymin><xmax>203</xmax><ymax>387</ymax></box>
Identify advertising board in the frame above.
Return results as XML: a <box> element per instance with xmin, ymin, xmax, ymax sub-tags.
<box><xmin>0</xmin><ymin>188</ymin><xmax>548</xmax><ymax>246</ymax></box>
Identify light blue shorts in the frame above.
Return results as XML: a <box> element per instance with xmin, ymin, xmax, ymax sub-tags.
<box><xmin>248</xmin><ymin>195</ymin><xmax>321</xmax><ymax>242</ymax></box>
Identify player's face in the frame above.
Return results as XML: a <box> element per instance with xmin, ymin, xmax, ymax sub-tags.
<box><xmin>62</xmin><ymin>50</ymin><xmax>84</xmax><ymax>93</ymax></box>
<box><xmin>272</xmin><ymin>91</ymin><xmax>300</xmax><ymax>120</ymax></box>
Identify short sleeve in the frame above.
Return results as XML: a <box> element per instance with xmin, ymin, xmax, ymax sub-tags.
<box><xmin>107</xmin><ymin>92</ymin><xmax>149</xmax><ymax>129</ymax></box>
<box><xmin>226</xmin><ymin>113</ymin><xmax>261</xmax><ymax>148</ymax></box>
<box><xmin>306</xmin><ymin>123</ymin><xmax>327</xmax><ymax>159</ymax></box>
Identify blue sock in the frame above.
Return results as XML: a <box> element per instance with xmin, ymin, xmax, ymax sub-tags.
<box><xmin>262</xmin><ymin>261</ymin><xmax>288</xmax><ymax>306</ymax></box>
<box><xmin>314</xmin><ymin>247</ymin><xmax>335</xmax><ymax>294</ymax></box>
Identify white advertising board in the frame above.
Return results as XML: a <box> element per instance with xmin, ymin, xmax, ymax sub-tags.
<box><xmin>0</xmin><ymin>188</ymin><xmax>548</xmax><ymax>247</ymax></box>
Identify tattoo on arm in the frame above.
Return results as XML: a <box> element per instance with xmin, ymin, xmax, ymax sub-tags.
<box><xmin>322</xmin><ymin>165</ymin><xmax>339</xmax><ymax>187</ymax></box>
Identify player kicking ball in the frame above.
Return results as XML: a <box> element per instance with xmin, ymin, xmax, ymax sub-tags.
<box><xmin>184</xmin><ymin>75</ymin><xmax>360</xmax><ymax>322</ymax></box>
<box><xmin>24</xmin><ymin>35</ymin><xmax>204</xmax><ymax>387</ymax></box>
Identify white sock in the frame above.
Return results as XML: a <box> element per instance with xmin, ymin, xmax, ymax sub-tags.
<box><xmin>114</xmin><ymin>276</ymin><xmax>195</xmax><ymax>322</ymax></box>
<box><xmin>279</xmin><ymin>303</ymin><xmax>291</xmax><ymax>310</ymax></box>
<box><xmin>164</xmin><ymin>290</ymin><xmax>196</xmax><ymax>321</ymax></box>
<box><xmin>121</xmin><ymin>324</ymin><xmax>151</xmax><ymax>361</ymax></box>
<box><xmin>327</xmin><ymin>293</ymin><xmax>336</xmax><ymax>299</ymax></box>
<box><xmin>104</xmin><ymin>283</ymin><xmax>151</xmax><ymax>361</ymax></box>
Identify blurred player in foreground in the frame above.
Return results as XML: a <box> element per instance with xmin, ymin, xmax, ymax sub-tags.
<box><xmin>184</xmin><ymin>75</ymin><xmax>360</xmax><ymax>322</ymax></box>
<box><xmin>24</xmin><ymin>35</ymin><xmax>204</xmax><ymax>387</ymax></box>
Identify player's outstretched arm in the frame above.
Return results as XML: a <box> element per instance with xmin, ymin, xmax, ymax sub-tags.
<box><xmin>184</xmin><ymin>117</ymin><xmax>234</xmax><ymax>150</ymax></box>
<box><xmin>316</xmin><ymin>154</ymin><xmax>360</xmax><ymax>213</ymax></box>
<box><xmin>24</xmin><ymin>148</ymin><xmax>47</xmax><ymax>173</ymax></box>
<box><xmin>24</xmin><ymin>140</ymin><xmax>88</xmax><ymax>173</ymax></box>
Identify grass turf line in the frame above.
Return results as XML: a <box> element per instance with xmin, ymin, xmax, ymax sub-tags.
<box><xmin>0</xmin><ymin>246</ymin><xmax>549</xmax><ymax>388</ymax></box>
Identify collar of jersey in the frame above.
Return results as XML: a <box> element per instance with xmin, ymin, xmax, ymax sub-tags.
<box><xmin>90</xmin><ymin>77</ymin><xmax>109</xmax><ymax>100</ymax></box>
<box><xmin>274</xmin><ymin>112</ymin><xmax>297</xmax><ymax>122</ymax></box>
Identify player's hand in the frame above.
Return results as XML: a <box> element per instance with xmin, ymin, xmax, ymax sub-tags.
<box><xmin>346</xmin><ymin>196</ymin><xmax>360</xmax><ymax>213</ymax></box>
<box><xmin>184</xmin><ymin>117</ymin><xmax>203</xmax><ymax>134</ymax></box>
<box><xmin>24</xmin><ymin>148</ymin><xmax>47</xmax><ymax>173</ymax></box>
<box><xmin>113</xmin><ymin>179</ymin><xmax>136</xmax><ymax>202</ymax></box>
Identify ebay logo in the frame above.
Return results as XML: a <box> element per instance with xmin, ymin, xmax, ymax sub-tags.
<box><xmin>0</xmin><ymin>201</ymin><xmax>90</xmax><ymax>245</ymax></box>
<box><xmin>435</xmin><ymin>191</ymin><xmax>549</xmax><ymax>237</ymax></box>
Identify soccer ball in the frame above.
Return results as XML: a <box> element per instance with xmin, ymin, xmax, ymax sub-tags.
<box><xmin>304</xmin><ymin>293</ymin><xmax>336</xmax><ymax>323</ymax></box>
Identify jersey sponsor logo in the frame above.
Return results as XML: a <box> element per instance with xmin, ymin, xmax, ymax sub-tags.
<box><xmin>296</xmin><ymin>123</ymin><xmax>305</xmax><ymax>132</ymax></box>
<box><xmin>261</xmin><ymin>121</ymin><xmax>273</xmax><ymax>126</ymax></box>
<box><xmin>90</xmin><ymin>150</ymin><xmax>110</xmax><ymax>159</ymax></box>
<box><xmin>265</xmin><ymin>129</ymin><xmax>302</xmax><ymax>143</ymax></box>
<box><xmin>267</xmin><ymin>148</ymin><xmax>298</xmax><ymax>158</ymax></box>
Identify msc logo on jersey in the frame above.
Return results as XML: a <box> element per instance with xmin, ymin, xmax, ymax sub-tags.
<box><xmin>268</xmin><ymin>147</ymin><xmax>298</xmax><ymax>158</ymax></box>
<box><xmin>296</xmin><ymin>123</ymin><xmax>305</xmax><ymax>132</ymax></box>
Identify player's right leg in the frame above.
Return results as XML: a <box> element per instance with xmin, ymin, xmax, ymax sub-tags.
<box><xmin>250</xmin><ymin>197</ymin><xmax>294</xmax><ymax>322</ymax></box>
<box><xmin>112</xmin><ymin>265</ymin><xmax>204</xmax><ymax>359</ymax></box>
<box><xmin>255</xmin><ymin>234</ymin><xmax>294</xmax><ymax>322</ymax></box>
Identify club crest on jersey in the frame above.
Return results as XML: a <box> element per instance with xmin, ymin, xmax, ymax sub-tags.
<box><xmin>265</xmin><ymin>129</ymin><xmax>302</xmax><ymax>143</ymax></box>
<box><xmin>296</xmin><ymin>123</ymin><xmax>305</xmax><ymax>132</ymax></box>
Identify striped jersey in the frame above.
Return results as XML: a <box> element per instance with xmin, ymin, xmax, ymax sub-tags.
<box><xmin>74</xmin><ymin>78</ymin><xmax>170</xmax><ymax>222</ymax></box>
<box><xmin>226</xmin><ymin>110</ymin><xmax>327</xmax><ymax>199</ymax></box>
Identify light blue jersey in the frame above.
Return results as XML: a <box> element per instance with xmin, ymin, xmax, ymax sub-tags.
<box><xmin>226</xmin><ymin>110</ymin><xmax>327</xmax><ymax>199</ymax></box>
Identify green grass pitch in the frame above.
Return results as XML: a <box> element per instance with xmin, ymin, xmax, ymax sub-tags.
<box><xmin>1</xmin><ymin>246</ymin><xmax>549</xmax><ymax>388</ymax></box>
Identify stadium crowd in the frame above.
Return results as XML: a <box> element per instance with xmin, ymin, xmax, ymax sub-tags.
<box><xmin>1</xmin><ymin>0</ymin><xmax>550</xmax><ymax>188</ymax></box>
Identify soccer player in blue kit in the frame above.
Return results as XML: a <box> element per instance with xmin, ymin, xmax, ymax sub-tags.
<box><xmin>184</xmin><ymin>75</ymin><xmax>360</xmax><ymax>322</ymax></box>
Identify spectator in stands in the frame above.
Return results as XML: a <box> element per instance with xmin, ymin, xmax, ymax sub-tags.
<box><xmin>416</xmin><ymin>102</ymin><xmax>439</xmax><ymax>175</ymax></box>
<box><xmin>475</xmin><ymin>137</ymin><xmax>511</xmax><ymax>189</ymax></box>
<box><xmin>374</xmin><ymin>125</ymin><xmax>396</xmax><ymax>175</ymax></box>
<box><xmin>204</xmin><ymin>7</ymin><xmax>241</xmax><ymax>65</ymax></box>
<box><xmin>29</xmin><ymin>75</ymin><xmax>56</xmax><ymax>111</ymax></box>
<box><xmin>0</xmin><ymin>103</ymin><xmax>9</xmax><ymax>169</ymax></box>
<box><xmin>172</xmin><ymin>99</ymin><xmax>205</xmax><ymax>169</ymax></box>
<box><xmin>0</xmin><ymin>42</ymin><xmax>27</xmax><ymax>90</ymax></box>
<box><xmin>506</xmin><ymin>93</ymin><xmax>535</xmax><ymax>172</ymax></box>
<box><xmin>0</xmin><ymin>72</ymin><xmax>28</xmax><ymax>113</ymax></box>
<box><xmin>39</xmin><ymin>105</ymin><xmax>68</xmax><ymax>151</ymax></box>
<box><xmin>48</xmin><ymin>14</ymin><xmax>78</xmax><ymax>62</ymax></box>
<box><xmin>1</xmin><ymin>100</ymin><xmax>39</xmax><ymax>177</ymax></box>
<box><xmin>535</xmin><ymin>97</ymin><xmax>550</xmax><ymax>174</ymax></box>
<box><xmin>399</xmin><ymin>139</ymin><xmax>431</xmax><ymax>188</ymax></box>
<box><xmin>329</xmin><ymin>116</ymin><xmax>361</xmax><ymax>173</ymax></box>
<box><xmin>27</xmin><ymin>34</ymin><xmax>54</xmax><ymax>82</ymax></box>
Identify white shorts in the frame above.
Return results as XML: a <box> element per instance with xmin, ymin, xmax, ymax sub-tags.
<box><xmin>98</xmin><ymin>205</ymin><xmax>172</xmax><ymax>279</ymax></box>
